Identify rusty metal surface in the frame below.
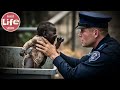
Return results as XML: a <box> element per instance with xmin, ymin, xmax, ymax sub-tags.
<box><xmin>0</xmin><ymin>67</ymin><xmax>17</xmax><ymax>74</ymax></box>
<box><xmin>0</xmin><ymin>66</ymin><xmax>57</xmax><ymax>75</ymax></box>
<box><xmin>18</xmin><ymin>66</ymin><xmax>57</xmax><ymax>75</ymax></box>
<box><xmin>0</xmin><ymin>46</ymin><xmax>23</xmax><ymax>68</ymax></box>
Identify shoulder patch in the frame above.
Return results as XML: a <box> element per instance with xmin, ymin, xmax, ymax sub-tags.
<box><xmin>89</xmin><ymin>51</ymin><xmax>100</xmax><ymax>62</ymax></box>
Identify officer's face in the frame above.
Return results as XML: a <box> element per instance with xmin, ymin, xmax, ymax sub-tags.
<box><xmin>77</xmin><ymin>28</ymin><xmax>96</xmax><ymax>47</ymax></box>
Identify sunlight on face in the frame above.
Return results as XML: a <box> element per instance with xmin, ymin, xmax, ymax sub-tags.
<box><xmin>77</xmin><ymin>28</ymin><xmax>96</xmax><ymax>47</ymax></box>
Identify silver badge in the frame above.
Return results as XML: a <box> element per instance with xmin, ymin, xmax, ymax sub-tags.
<box><xmin>89</xmin><ymin>51</ymin><xmax>100</xmax><ymax>62</ymax></box>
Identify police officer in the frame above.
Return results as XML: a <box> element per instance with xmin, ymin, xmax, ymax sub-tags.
<box><xmin>35</xmin><ymin>11</ymin><xmax>120</xmax><ymax>80</ymax></box>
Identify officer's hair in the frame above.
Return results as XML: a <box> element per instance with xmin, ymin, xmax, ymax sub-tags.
<box><xmin>37</xmin><ymin>21</ymin><xmax>56</xmax><ymax>36</ymax></box>
<box><xmin>98</xmin><ymin>28</ymin><xmax>108</xmax><ymax>36</ymax></box>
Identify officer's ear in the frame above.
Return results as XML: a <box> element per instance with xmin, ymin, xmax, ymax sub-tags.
<box><xmin>93</xmin><ymin>28</ymin><xmax>99</xmax><ymax>38</ymax></box>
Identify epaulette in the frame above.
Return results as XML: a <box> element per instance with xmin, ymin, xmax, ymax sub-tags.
<box><xmin>97</xmin><ymin>43</ymin><xmax>108</xmax><ymax>51</ymax></box>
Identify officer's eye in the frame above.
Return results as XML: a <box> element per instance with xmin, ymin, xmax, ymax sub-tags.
<box><xmin>80</xmin><ymin>29</ymin><xmax>86</xmax><ymax>33</ymax></box>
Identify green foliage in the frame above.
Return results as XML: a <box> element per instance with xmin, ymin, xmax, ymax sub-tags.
<box><xmin>19</xmin><ymin>32</ymin><xmax>34</xmax><ymax>44</ymax></box>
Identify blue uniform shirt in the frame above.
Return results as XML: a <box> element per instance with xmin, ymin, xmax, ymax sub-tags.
<box><xmin>53</xmin><ymin>34</ymin><xmax>120</xmax><ymax>80</ymax></box>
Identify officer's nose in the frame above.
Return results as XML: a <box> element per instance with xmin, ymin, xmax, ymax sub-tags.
<box><xmin>78</xmin><ymin>32</ymin><xmax>82</xmax><ymax>37</ymax></box>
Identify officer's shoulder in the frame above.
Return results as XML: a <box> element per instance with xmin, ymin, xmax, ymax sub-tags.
<box><xmin>102</xmin><ymin>38</ymin><xmax>120</xmax><ymax>53</ymax></box>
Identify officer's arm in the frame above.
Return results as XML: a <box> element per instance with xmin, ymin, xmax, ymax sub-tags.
<box><xmin>53</xmin><ymin>51</ymin><xmax>111</xmax><ymax>79</ymax></box>
<box><xmin>60</xmin><ymin>52</ymin><xmax>81</xmax><ymax>67</ymax></box>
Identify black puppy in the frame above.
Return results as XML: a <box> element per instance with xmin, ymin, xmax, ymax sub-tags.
<box><xmin>20</xmin><ymin>21</ymin><xmax>64</xmax><ymax>68</ymax></box>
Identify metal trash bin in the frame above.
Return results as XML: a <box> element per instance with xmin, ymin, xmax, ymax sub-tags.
<box><xmin>0</xmin><ymin>46</ymin><xmax>57</xmax><ymax>79</ymax></box>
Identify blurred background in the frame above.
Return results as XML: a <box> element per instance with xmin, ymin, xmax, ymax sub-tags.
<box><xmin>0</xmin><ymin>11</ymin><xmax>120</xmax><ymax>79</ymax></box>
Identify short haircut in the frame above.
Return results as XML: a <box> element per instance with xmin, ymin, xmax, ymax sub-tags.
<box><xmin>97</xmin><ymin>27</ymin><xmax>108</xmax><ymax>36</ymax></box>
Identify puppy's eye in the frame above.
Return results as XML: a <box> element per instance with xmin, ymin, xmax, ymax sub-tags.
<box><xmin>51</xmin><ymin>34</ymin><xmax>57</xmax><ymax>38</ymax></box>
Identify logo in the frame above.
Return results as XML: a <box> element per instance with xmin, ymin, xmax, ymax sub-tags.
<box><xmin>89</xmin><ymin>51</ymin><xmax>100</xmax><ymax>62</ymax></box>
<box><xmin>1</xmin><ymin>12</ymin><xmax>20</xmax><ymax>32</ymax></box>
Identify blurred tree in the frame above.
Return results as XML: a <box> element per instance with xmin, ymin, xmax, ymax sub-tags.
<box><xmin>22</xmin><ymin>11</ymin><xmax>49</xmax><ymax>27</ymax></box>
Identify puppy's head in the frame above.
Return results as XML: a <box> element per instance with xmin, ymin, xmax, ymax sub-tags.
<box><xmin>37</xmin><ymin>21</ymin><xmax>57</xmax><ymax>44</ymax></box>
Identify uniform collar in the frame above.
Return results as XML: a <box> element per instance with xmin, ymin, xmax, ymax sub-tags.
<box><xmin>92</xmin><ymin>34</ymin><xmax>110</xmax><ymax>51</ymax></box>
